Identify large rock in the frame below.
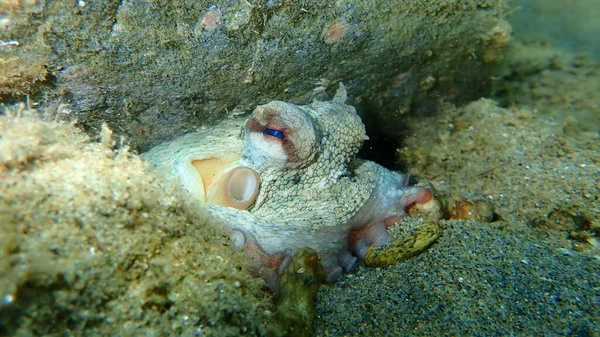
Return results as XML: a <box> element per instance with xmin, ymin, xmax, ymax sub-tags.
<box><xmin>1</xmin><ymin>0</ymin><xmax>511</xmax><ymax>149</ymax></box>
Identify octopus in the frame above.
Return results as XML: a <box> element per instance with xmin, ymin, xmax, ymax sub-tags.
<box><xmin>142</xmin><ymin>84</ymin><xmax>439</xmax><ymax>290</ymax></box>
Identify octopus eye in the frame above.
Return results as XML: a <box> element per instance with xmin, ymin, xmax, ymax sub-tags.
<box><xmin>263</xmin><ymin>127</ymin><xmax>284</xmax><ymax>139</ymax></box>
<box><xmin>244</xmin><ymin>102</ymin><xmax>319</xmax><ymax>168</ymax></box>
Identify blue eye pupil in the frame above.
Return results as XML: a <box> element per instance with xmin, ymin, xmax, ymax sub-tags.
<box><xmin>264</xmin><ymin>128</ymin><xmax>284</xmax><ymax>139</ymax></box>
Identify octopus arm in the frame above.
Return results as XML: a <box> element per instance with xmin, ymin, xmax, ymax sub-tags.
<box><xmin>346</xmin><ymin>162</ymin><xmax>433</xmax><ymax>259</ymax></box>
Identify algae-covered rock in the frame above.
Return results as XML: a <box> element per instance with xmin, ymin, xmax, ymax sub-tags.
<box><xmin>0</xmin><ymin>1</ymin><xmax>50</xmax><ymax>96</ymax></box>
<box><xmin>497</xmin><ymin>42</ymin><xmax>600</xmax><ymax>132</ymax></box>
<box><xmin>0</xmin><ymin>105</ymin><xmax>286</xmax><ymax>336</ymax></box>
<box><xmin>2</xmin><ymin>0</ymin><xmax>511</xmax><ymax>150</ymax></box>
<box><xmin>365</xmin><ymin>218</ymin><xmax>440</xmax><ymax>268</ymax></box>
<box><xmin>398</xmin><ymin>98</ymin><xmax>600</xmax><ymax>250</ymax></box>
<box><xmin>275</xmin><ymin>248</ymin><xmax>324</xmax><ymax>337</ymax></box>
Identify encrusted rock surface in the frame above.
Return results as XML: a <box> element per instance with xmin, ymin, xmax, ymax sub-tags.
<box><xmin>1</xmin><ymin>0</ymin><xmax>510</xmax><ymax>149</ymax></box>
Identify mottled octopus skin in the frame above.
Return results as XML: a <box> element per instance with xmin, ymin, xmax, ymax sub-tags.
<box><xmin>142</xmin><ymin>84</ymin><xmax>433</xmax><ymax>287</ymax></box>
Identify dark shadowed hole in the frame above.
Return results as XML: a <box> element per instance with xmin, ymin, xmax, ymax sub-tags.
<box><xmin>356</xmin><ymin>97</ymin><xmax>440</xmax><ymax>175</ymax></box>
<box><xmin>356</xmin><ymin>100</ymin><xmax>404</xmax><ymax>171</ymax></box>
<box><xmin>357</xmin><ymin>130</ymin><xmax>402</xmax><ymax>170</ymax></box>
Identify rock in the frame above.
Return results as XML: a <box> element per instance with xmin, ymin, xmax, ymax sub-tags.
<box><xmin>1</xmin><ymin>0</ymin><xmax>511</xmax><ymax>150</ymax></box>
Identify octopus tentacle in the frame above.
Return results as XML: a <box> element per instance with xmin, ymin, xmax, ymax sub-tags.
<box><xmin>230</xmin><ymin>229</ymin><xmax>292</xmax><ymax>293</ymax></box>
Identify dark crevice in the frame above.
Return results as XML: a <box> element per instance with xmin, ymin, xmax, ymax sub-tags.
<box><xmin>356</xmin><ymin>100</ymin><xmax>421</xmax><ymax>173</ymax></box>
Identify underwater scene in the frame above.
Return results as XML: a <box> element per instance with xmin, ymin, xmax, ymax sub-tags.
<box><xmin>0</xmin><ymin>0</ymin><xmax>598</xmax><ymax>336</ymax></box>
